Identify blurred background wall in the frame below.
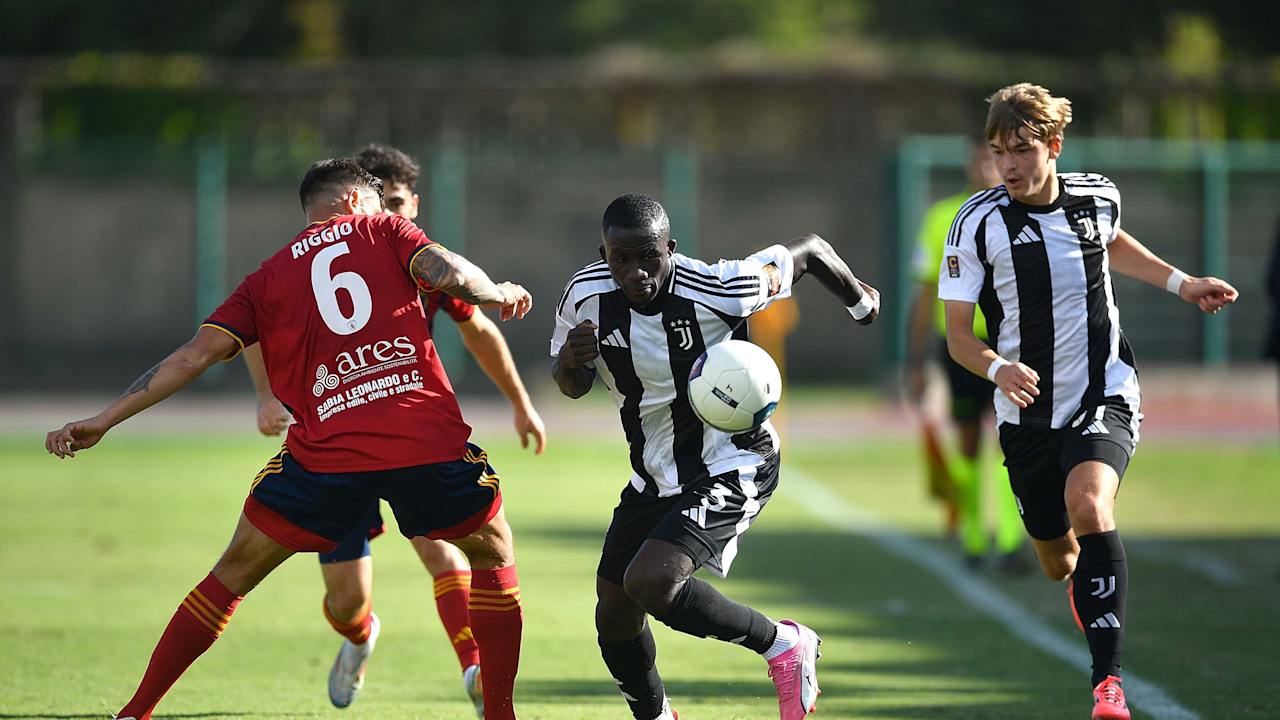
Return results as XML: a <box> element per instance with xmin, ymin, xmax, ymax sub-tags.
<box><xmin>1</xmin><ymin>0</ymin><xmax>1278</xmax><ymax>393</ymax></box>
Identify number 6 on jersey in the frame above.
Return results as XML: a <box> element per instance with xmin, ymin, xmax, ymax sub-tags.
<box><xmin>312</xmin><ymin>242</ymin><xmax>373</xmax><ymax>335</ymax></box>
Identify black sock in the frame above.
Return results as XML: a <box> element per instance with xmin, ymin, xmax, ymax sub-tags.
<box><xmin>1072</xmin><ymin>530</ymin><xmax>1128</xmax><ymax>686</ymax></box>
<box><xmin>599</xmin><ymin>625</ymin><xmax>666</xmax><ymax>720</ymax></box>
<box><xmin>653</xmin><ymin>577</ymin><xmax>777</xmax><ymax>653</ymax></box>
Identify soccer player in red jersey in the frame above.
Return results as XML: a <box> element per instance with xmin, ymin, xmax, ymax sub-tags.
<box><xmin>45</xmin><ymin>158</ymin><xmax>531</xmax><ymax>720</ymax></box>
<box><xmin>244</xmin><ymin>145</ymin><xmax>545</xmax><ymax>715</ymax></box>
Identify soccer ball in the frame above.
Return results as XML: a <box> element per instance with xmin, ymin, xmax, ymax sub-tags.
<box><xmin>688</xmin><ymin>340</ymin><xmax>782</xmax><ymax>433</ymax></box>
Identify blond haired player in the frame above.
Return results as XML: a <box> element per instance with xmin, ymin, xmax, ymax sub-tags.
<box><xmin>940</xmin><ymin>83</ymin><xmax>1237</xmax><ymax>719</ymax></box>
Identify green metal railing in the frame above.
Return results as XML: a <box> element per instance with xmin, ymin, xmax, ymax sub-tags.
<box><xmin>893</xmin><ymin>135</ymin><xmax>1280</xmax><ymax>366</ymax></box>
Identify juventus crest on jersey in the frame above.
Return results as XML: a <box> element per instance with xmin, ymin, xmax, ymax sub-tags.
<box><xmin>938</xmin><ymin>173</ymin><xmax>1141</xmax><ymax>429</ymax></box>
<box><xmin>551</xmin><ymin>246</ymin><xmax>795</xmax><ymax>497</ymax></box>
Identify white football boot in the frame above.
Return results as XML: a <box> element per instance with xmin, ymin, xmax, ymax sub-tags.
<box><xmin>462</xmin><ymin>663</ymin><xmax>484</xmax><ymax>718</ymax></box>
<box><xmin>328</xmin><ymin>612</ymin><xmax>381</xmax><ymax>708</ymax></box>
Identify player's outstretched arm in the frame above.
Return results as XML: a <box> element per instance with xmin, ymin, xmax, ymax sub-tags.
<box><xmin>944</xmin><ymin>300</ymin><xmax>1039</xmax><ymax>409</ymax></box>
<box><xmin>243</xmin><ymin>343</ymin><xmax>291</xmax><ymax>436</ymax></box>
<box><xmin>411</xmin><ymin>245</ymin><xmax>532</xmax><ymax>321</ymax></box>
<box><xmin>459</xmin><ymin>312</ymin><xmax>547</xmax><ymax>453</ymax></box>
<box><xmin>551</xmin><ymin>320</ymin><xmax>599</xmax><ymax>399</ymax></box>
<box><xmin>1109</xmin><ymin>229</ymin><xmax>1239</xmax><ymax>314</ymax></box>
<box><xmin>44</xmin><ymin>326</ymin><xmax>239</xmax><ymax>458</ymax></box>
<box><xmin>782</xmin><ymin>234</ymin><xmax>880</xmax><ymax>325</ymax></box>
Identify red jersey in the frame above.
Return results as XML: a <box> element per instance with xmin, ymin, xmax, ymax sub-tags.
<box><xmin>204</xmin><ymin>213</ymin><xmax>471</xmax><ymax>472</ymax></box>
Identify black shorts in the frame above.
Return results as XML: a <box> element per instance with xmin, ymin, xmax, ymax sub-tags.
<box><xmin>998</xmin><ymin>397</ymin><xmax>1140</xmax><ymax>541</ymax></box>
<box><xmin>939</xmin><ymin>341</ymin><xmax>994</xmax><ymax>422</ymax></box>
<box><xmin>597</xmin><ymin>452</ymin><xmax>780</xmax><ymax>585</ymax></box>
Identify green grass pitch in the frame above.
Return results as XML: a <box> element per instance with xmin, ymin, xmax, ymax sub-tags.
<box><xmin>1</xmin><ymin>429</ymin><xmax>1277</xmax><ymax>719</ymax></box>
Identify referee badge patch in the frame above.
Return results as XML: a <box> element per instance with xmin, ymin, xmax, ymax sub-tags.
<box><xmin>946</xmin><ymin>256</ymin><xmax>961</xmax><ymax>278</ymax></box>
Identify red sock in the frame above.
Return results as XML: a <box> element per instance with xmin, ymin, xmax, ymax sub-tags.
<box><xmin>323</xmin><ymin>595</ymin><xmax>373</xmax><ymax>644</ymax></box>
<box><xmin>434</xmin><ymin>569</ymin><xmax>480</xmax><ymax>669</ymax></box>
<box><xmin>117</xmin><ymin>573</ymin><xmax>242</xmax><ymax>720</ymax></box>
<box><xmin>468</xmin><ymin>565</ymin><xmax>523</xmax><ymax>720</ymax></box>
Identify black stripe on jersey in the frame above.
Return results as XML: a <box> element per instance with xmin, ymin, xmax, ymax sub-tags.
<box><xmin>947</xmin><ymin>188</ymin><xmax>1006</xmax><ymax>247</ymax></box>
<box><xmin>1066</xmin><ymin>195</ymin><xmax>1111</xmax><ymax>408</ymax></box>
<box><xmin>999</xmin><ymin>205</ymin><xmax>1054</xmax><ymax>425</ymax></box>
<box><xmin>598</xmin><ymin>290</ymin><xmax>658</xmax><ymax>494</ymax></box>
<box><xmin>663</xmin><ymin>300</ymin><xmax>710</xmax><ymax>482</ymax></box>
<box><xmin>974</xmin><ymin>213</ymin><xmax>1004</xmax><ymax>358</ymax></box>
<box><xmin>1063</xmin><ymin>173</ymin><xmax>1114</xmax><ymax>185</ymax></box>
<box><xmin>557</xmin><ymin>272</ymin><xmax>613</xmax><ymax>314</ymax></box>
<box><xmin>673</xmin><ymin>279</ymin><xmax>759</xmax><ymax>299</ymax></box>
<box><xmin>676</xmin><ymin>264</ymin><xmax>760</xmax><ymax>287</ymax></box>
<box><xmin>674</xmin><ymin>268</ymin><xmax>760</xmax><ymax>293</ymax></box>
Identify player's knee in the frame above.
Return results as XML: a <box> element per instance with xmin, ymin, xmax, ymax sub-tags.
<box><xmin>412</xmin><ymin>537</ymin><xmax>468</xmax><ymax>575</ymax></box>
<box><xmin>325</xmin><ymin>585</ymin><xmax>370</xmax><ymax>622</ymax></box>
<box><xmin>453</xmin><ymin>518</ymin><xmax>515</xmax><ymax>570</ymax></box>
<box><xmin>621</xmin><ymin>562</ymin><xmax>680</xmax><ymax>614</ymax></box>
<box><xmin>1065</xmin><ymin>493</ymin><xmax>1112</xmax><ymax>534</ymax></box>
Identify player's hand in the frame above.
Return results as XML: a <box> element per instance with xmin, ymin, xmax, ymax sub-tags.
<box><xmin>45</xmin><ymin>416</ymin><xmax>110</xmax><ymax>459</ymax></box>
<box><xmin>494</xmin><ymin>282</ymin><xmax>533</xmax><ymax>321</ymax></box>
<box><xmin>559</xmin><ymin>320</ymin><xmax>600</xmax><ymax>369</ymax></box>
<box><xmin>513</xmin><ymin>403</ymin><xmax>547</xmax><ymax>454</ymax></box>
<box><xmin>256</xmin><ymin>395</ymin><xmax>292</xmax><ymax>436</ymax></box>
<box><xmin>853</xmin><ymin>281</ymin><xmax>880</xmax><ymax>326</ymax></box>
<box><xmin>1179</xmin><ymin>276</ymin><xmax>1239</xmax><ymax>315</ymax></box>
<box><xmin>993</xmin><ymin>362</ymin><xmax>1040</xmax><ymax>409</ymax></box>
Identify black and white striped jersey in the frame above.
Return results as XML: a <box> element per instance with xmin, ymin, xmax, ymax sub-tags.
<box><xmin>938</xmin><ymin>173</ymin><xmax>1141</xmax><ymax>428</ymax></box>
<box><xmin>550</xmin><ymin>246</ymin><xmax>795</xmax><ymax>497</ymax></box>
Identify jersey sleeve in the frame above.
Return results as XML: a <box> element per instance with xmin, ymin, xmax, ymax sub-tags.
<box><xmin>549</xmin><ymin>282</ymin><xmax>579</xmax><ymax>359</ymax></box>
<box><xmin>936</xmin><ymin>216</ymin><xmax>984</xmax><ymax>304</ymax></box>
<box><xmin>1105</xmin><ymin>179</ymin><xmax>1122</xmax><ymax>243</ymax></box>
<box><xmin>382</xmin><ymin>214</ymin><xmax>438</xmax><ymax>282</ymax></box>
<box><xmin>439</xmin><ymin>293</ymin><xmax>477</xmax><ymax>323</ymax></box>
<box><xmin>202</xmin><ymin>275</ymin><xmax>258</xmax><ymax>360</ymax></box>
<box><xmin>673</xmin><ymin>244</ymin><xmax>795</xmax><ymax>318</ymax></box>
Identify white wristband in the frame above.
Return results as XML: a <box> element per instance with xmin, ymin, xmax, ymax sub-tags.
<box><xmin>1166</xmin><ymin>268</ymin><xmax>1189</xmax><ymax>295</ymax></box>
<box><xmin>986</xmin><ymin>357</ymin><xmax>1010</xmax><ymax>382</ymax></box>
<box><xmin>847</xmin><ymin>292</ymin><xmax>876</xmax><ymax>321</ymax></box>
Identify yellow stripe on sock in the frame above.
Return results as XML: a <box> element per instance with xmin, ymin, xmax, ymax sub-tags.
<box><xmin>181</xmin><ymin>597</ymin><xmax>227</xmax><ymax>636</ymax></box>
<box><xmin>470</xmin><ymin>586</ymin><xmax>520</xmax><ymax>597</ymax></box>
<box><xmin>189</xmin><ymin>589</ymin><xmax>231</xmax><ymax>623</ymax></box>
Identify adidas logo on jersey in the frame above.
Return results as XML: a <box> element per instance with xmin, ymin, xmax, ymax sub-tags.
<box><xmin>1011</xmin><ymin>226</ymin><xmax>1042</xmax><ymax>246</ymax></box>
<box><xmin>600</xmin><ymin>329</ymin><xmax>629</xmax><ymax>349</ymax></box>
<box><xmin>1089</xmin><ymin>612</ymin><xmax>1121</xmax><ymax>629</ymax></box>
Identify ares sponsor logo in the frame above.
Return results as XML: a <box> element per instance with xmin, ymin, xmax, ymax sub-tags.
<box><xmin>312</xmin><ymin>364</ymin><xmax>341</xmax><ymax>397</ymax></box>
<box><xmin>291</xmin><ymin>221</ymin><xmax>354</xmax><ymax>260</ymax></box>
<box><xmin>334</xmin><ymin>335</ymin><xmax>416</xmax><ymax>376</ymax></box>
<box><xmin>311</xmin><ymin>335</ymin><xmax>417</xmax><ymax>396</ymax></box>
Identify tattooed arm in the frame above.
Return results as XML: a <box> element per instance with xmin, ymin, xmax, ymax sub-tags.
<box><xmin>411</xmin><ymin>245</ymin><xmax>533</xmax><ymax>321</ymax></box>
<box><xmin>45</xmin><ymin>326</ymin><xmax>238</xmax><ymax>458</ymax></box>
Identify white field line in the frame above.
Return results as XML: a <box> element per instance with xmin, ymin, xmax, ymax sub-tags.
<box><xmin>782</xmin><ymin>467</ymin><xmax>1200</xmax><ymax>720</ymax></box>
<box><xmin>1131</xmin><ymin>540</ymin><xmax>1244</xmax><ymax>587</ymax></box>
